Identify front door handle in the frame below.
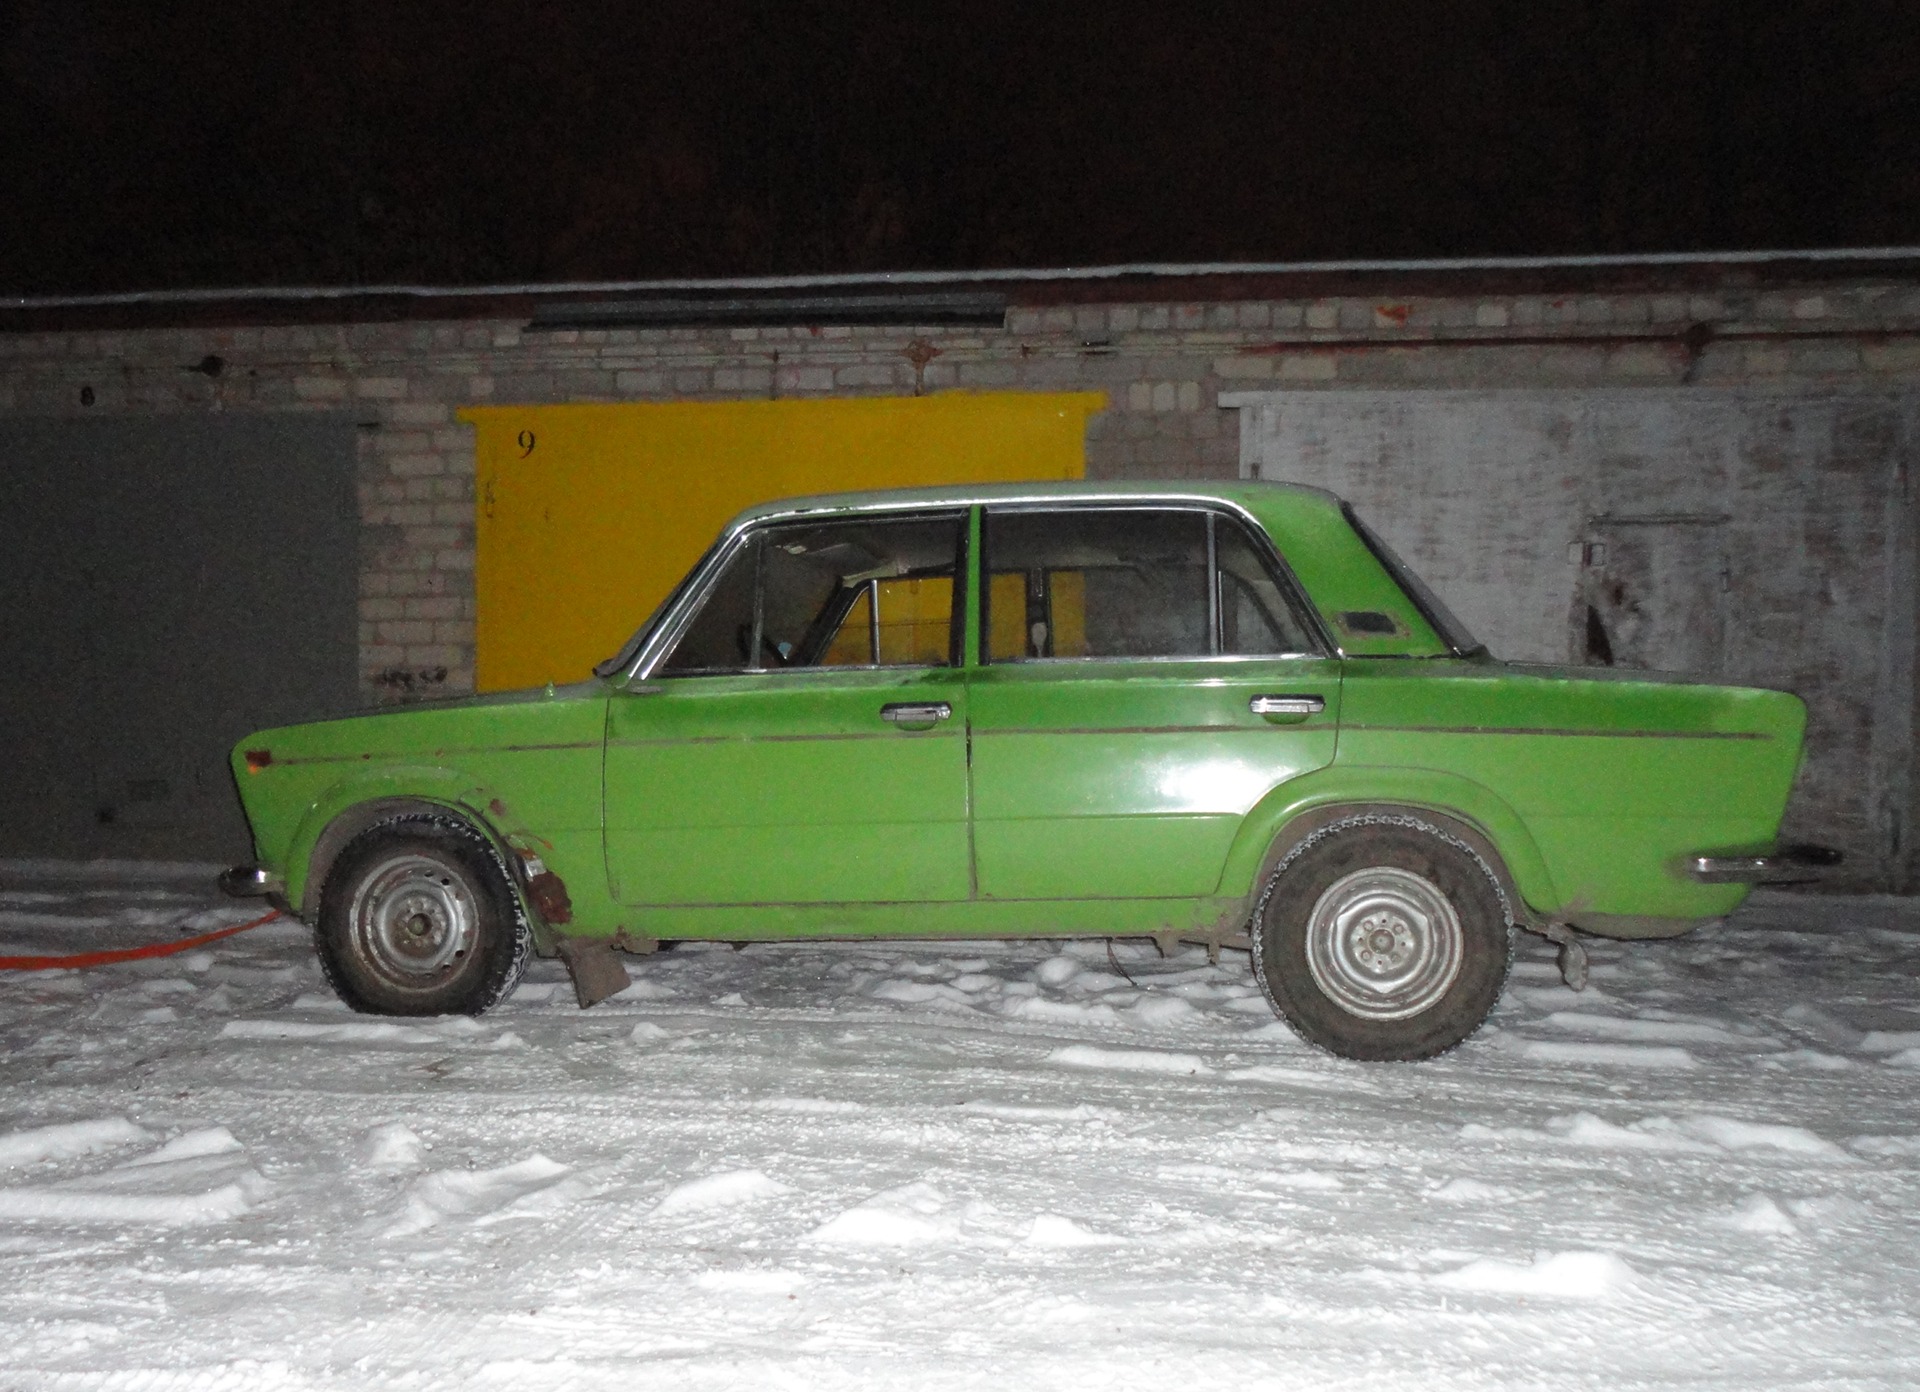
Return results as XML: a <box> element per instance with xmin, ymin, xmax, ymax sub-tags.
<box><xmin>880</xmin><ymin>701</ymin><xmax>952</xmax><ymax>729</ymax></box>
<box><xmin>1250</xmin><ymin>694</ymin><xmax>1326</xmax><ymax>721</ymax></box>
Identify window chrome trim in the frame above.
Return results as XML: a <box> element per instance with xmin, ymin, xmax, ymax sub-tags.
<box><xmin>977</xmin><ymin>499</ymin><xmax>1334</xmax><ymax>664</ymax></box>
<box><xmin>621</xmin><ymin>508</ymin><xmax>970</xmax><ymax>684</ymax></box>
<box><xmin>613</xmin><ymin>491</ymin><xmax>1338</xmax><ymax>682</ymax></box>
<box><xmin>970</xmin><ymin>650</ymin><xmax>1327</xmax><ymax>669</ymax></box>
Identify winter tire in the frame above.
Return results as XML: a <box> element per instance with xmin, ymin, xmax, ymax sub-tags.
<box><xmin>316</xmin><ymin>812</ymin><xmax>530</xmax><ymax>1016</ymax></box>
<box><xmin>1252</xmin><ymin>814</ymin><xmax>1512</xmax><ymax>1061</ymax></box>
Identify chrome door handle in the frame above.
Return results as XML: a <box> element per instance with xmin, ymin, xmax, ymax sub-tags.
<box><xmin>1250</xmin><ymin>694</ymin><xmax>1326</xmax><ymax>718</ymax></box>
<box><xmin>880</xmin><ymin>701</ymin><xmax>952</xmax><ymax>726</ymax></box>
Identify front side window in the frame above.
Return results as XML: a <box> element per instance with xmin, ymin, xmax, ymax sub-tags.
<box><xmin>982</xmin><ymin>507</ymin><xmax>1319</xmax><ymax>662</ymax></box>
<box><xmin>659</xmin><ymin>512</ymin><xmax>965</xmax><ymax>675</ymax></box>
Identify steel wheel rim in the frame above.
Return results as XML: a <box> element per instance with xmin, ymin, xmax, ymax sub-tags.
<box><xmin>350</xmin><ymin>853</ymin><xmax>478</xmax><ymax>989</ymax></box>
<box><xmin>1304</xmin><ymin>866</ymin><xmax>1464</xmax><ymax>1020</ymax></box>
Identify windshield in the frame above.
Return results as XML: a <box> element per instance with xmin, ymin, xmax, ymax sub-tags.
<box><xmin>1342</xmin><ymin>504</ymin><xmax>1487</xmax><ymax>658</ymax></box>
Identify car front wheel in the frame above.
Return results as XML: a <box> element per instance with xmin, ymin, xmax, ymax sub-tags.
<box><xmin>1251</xmin><ymin>814</ymin><xmax>1512</xmax><ymax>1060</ymax></box>
<box><xmin>316</xmin><ymin>812</ymin><xmax>530</xmax><ymax>1016</ymax></box>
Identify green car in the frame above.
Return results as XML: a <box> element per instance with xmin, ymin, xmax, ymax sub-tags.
<box><xmin>223</xmin><ymin>481</ymin><xmax>1834</xmax><ymax>1060</ymax></box>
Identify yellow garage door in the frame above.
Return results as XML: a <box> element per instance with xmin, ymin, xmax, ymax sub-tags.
<box><xmin>462</xmin><ymin>392</ymin><xmax>1102</xmax><ymax>692</ymax></box>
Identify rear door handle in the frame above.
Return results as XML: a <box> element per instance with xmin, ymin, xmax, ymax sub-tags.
<box><xmin>1250</xmin><ymin>694</ymin><xmax>1326</xmax><ymax>720</ymax></box>
<box><xmin>880</xmin><ymin>701</ymin><xmax>952</xmax><ymax>728</ymax></box>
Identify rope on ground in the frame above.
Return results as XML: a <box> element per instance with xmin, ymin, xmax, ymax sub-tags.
<box><xmin>0</xmin><ymin>908</ymin><xmax>283</xmax><ymax>972</ymax></box>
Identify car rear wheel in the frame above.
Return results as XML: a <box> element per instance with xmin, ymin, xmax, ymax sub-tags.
<box><xmin>316</xmin><ymin>813</ymin><xmax>530</xmax><ymax>1016</ymax></box>
<box><xmin>1252</xmin><ymin>815</ymin><xmax>1512</xmax><ymax>1060</ymax></box>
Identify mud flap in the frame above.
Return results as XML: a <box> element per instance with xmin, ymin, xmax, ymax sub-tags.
<box><xmin>1532</xmin><ymin>922</ymin><xmax>1590</xmax><ymax>991</ymax></box>
<box><xmin>554</xmin><ymin>937</ymin><xmax>631</xmax><ymax>1009</ymax></box>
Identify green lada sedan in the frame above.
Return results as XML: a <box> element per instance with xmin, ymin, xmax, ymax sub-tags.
<box><xmin>223</xmin><ymin>481</ymin><xmax>1834</xmax><ymax>1060</ymax></box>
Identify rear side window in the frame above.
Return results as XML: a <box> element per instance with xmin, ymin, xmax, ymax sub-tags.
<box><xmin>1342</xmin><ymin>504</ymin><xmax>1486</xmax><ymax>658</ymax></box>
<box><xmin>982</xmin><ymin>507</ymin><xmax>1320</xmax><ymax>662</ymax></box>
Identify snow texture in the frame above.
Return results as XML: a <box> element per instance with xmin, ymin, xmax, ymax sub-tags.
<box><xmin>2</xmin><ymin>863</ymin><xmax>1920</xmax><ymax>1389</ymax></box>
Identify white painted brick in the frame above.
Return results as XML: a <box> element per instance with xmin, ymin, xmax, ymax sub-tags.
<box><xmin>1151</xmin><ymin>382</ymin><xmax>1176</xmax><ymax>412</ymax></box>
<box><xmin>1305</xmin><ymin>302</ymin><xmax>1338</xmax><ymax>330</ymax></box>
<box><xmin>777</xmin><ymin>366</ymin><xmax>836</xmax><ymax>393</ymax></box>
<box><xmin>714</xmin><ymin>367</ymin><xmax>774</xmax><ymax>393</ymax></box>
<box><xmin>294</xmin><ymin>376</ymin><xmax>348</xmax><ymax>400</ymax></box>
<box><xmin>1278</xmin><ymin>355</ymin><xmax>1336</xmax><ymax>381</ymax></box>
<box><xmin>388</xmin><ymin>401</ymin><xmax>450</xmax><ymax>426</ymax></box>
<box><xmin>1864</xmin><ymin>341</ymin><xmax>1920</xmax><ymax>372</ymax></box>
<box><xmin>354</xmin><ymin>377</ymin><xmax>409</xmax><ymax>399</ymax></box>
<box><xmin>1127</xmin><ymin>382</ymin><xmax>1154</xmax><ymax>411</ymax></box>
<box><xmin>1606</xmin><ymin>345</ymin><xmax>1674</xmax><ymax>378</ymax></box>
<box><xmin>1474</xmin><ymin>302</ymin><xmax>1511</xmax><ymax>328</ymax></box>
<box><xmin>1213</xmin><ymin>356</ymin><xmax>1275</xmax><ymax>379</ymax></box>
<box><xmin>1177</xmin><ymin>381</ymin><xmax>1201</xmax><ymax>412</ymax></box>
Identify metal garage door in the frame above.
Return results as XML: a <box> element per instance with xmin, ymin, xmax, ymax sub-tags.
<box><xmin>1222</xmin><ymin>388</ymin><xmax>1917</xmax><ymax>891</ymax></box>
<box><xmin>0</xmin><ymin>415</ymin><xmax>359</xmax><ymax>863</ymax></box>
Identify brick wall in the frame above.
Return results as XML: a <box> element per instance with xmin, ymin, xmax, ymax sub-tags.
<box><xmin>4</xmin><ymin>283</ymin><xmax>1918</xmax><ymax>703</ymax></box>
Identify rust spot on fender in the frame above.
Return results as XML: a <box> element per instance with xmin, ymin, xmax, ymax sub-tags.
<box><xmin>244</xmin><ymin>749</ymin><xmax>273</xmax><ymax>773</ymax></box>
<box><xmin>526</xmin><ymin>869</ymin><xmax>574</xmax><ymax>925</ymax></box>
<box><xmin>488</xmin><ymin>797</ymin><xmax>509</xmax><ymax>818</ymax></box>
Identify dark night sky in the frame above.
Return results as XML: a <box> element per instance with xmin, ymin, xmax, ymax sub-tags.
<box><xmin>4</xmin><ymin>1</ymin><xmax>1918</xmax><ymax>296</ymax></box>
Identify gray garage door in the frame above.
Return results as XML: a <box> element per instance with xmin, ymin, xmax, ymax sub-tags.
<box><xmin>0</xmin><ymin>415</ymin><xmax>359</xmax><ymax>863</ymax></box>
<box><xmin>1223</xmin><ymin>388</ymin><xmax>1918</xmax><ymax>892</ymax></box>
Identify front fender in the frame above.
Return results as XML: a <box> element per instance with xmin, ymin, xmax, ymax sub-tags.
<box><xmin>1215</xmin><ymin>764</ymin><xmax>1562</xmax><ymax>913</ymax></box>
<box><xmin>281</xmin><ymin>765</ymin><xmax>523</xmax><ymax>916</ymax></box>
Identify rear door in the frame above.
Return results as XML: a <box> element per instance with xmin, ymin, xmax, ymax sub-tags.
<box><xmin>967</xmin><ymin>505</ymin><xmax>1341</xmax><ymax>900</ymax></box>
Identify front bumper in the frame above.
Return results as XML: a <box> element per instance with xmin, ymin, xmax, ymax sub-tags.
<box><xmin>1683</xmin><ymin>842</ymin><xmax>1843</xmax><ymax>885</ymax></box>
<box><xmin>218</xmin><ymin>864</ymin><xmax>282</xmax><ymax>898</ymax></box>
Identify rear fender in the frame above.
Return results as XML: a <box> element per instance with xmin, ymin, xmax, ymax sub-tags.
<box><xmin>1217</xmin><ymin>765</ymin><xmax>1561</xmax><ymax>918</ymax></box>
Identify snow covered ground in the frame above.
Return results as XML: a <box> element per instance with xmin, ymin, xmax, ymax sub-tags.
<box><xmin>2</xmin><ymin>861</ymin><xmax>1918</xmax><ymax>1390</ymax></box>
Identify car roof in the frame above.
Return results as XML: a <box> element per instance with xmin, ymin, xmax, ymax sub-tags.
<box><xmin>731</xmin><ymin>477</ymin><xmax>1342</xmax><ymax>526</ymax></box>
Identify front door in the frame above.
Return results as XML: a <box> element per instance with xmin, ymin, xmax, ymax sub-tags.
<box><xmin>967</xmin><ymin>504</ymin><xmax>1341</xmax><ymax>900</ymax></box>
<box><xmin>604</xmin><ymin>510</ymin><xmax>971</xmax><ymax>907</ymax></box>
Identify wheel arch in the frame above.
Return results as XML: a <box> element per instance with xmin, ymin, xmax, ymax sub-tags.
<box><xmin>283</xmin><ymin>769</ymin><xmax>540</xmax><ymax>933</ymax></box>
<box><xmin>1219</xmin><ymin>766</ymin><xmax>1560</xmax><ymax>924</ymax></box>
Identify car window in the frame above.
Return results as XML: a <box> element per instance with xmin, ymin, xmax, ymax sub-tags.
<box><xmin>658</xmin><ymin>512</ymin><xmax>965</xmax><ymax>675</ymax></box>
<box><xmin>984</xmin><ymin>508</ymin><xmax>1207</xmax><ymax>661</ymax></box>
<box><xmin>982</xmin><ymin>507</ymin><xmax>1319</xmax><ymax>662</ymax></box>
<box><xmin>1341</xmin><ymin>503</ymin><xmax>1486</xmax><ymax>657</ymax></box>
<box><xmin>1216</xmin><ymin>514</ymin><xmax>1319</xmax><ymax>656</ymax></box>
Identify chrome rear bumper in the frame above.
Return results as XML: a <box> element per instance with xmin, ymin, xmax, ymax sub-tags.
<box><xmin>1683</xmin><ymin>843</ymin><xmax>1843</xmax><ymax>885</ymax></box>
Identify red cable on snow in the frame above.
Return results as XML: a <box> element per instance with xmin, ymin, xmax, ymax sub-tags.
<box><xmin>0</xmin><ymin>908</ymin><xmax>283</xmax><ymax>972</ymax></box>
